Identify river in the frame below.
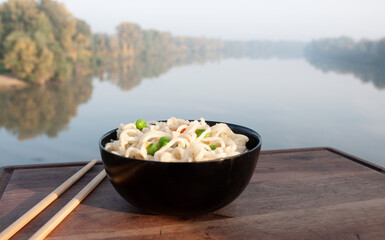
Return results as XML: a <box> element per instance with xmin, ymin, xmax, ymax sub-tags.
<box><xmin>1</xmin><ymin>57</ymin><xmax>384</xmax><ymax>167</ymax></box>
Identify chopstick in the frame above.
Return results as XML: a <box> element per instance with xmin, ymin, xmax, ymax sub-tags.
<box><xmin>0</xmin><ymin>160</ymin><xmax>98</xmax><ymax>240</ymax></box>
<box><xmin>29</xmin><ymin>169</ymin><xmax>107</xmax><ymax>240</ymax></box>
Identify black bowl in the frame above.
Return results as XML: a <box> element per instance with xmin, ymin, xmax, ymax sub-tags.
<box><xmin>99</xmin><ymin>121</ymin><xmax>262</xmax><ymax>216</ymax></box>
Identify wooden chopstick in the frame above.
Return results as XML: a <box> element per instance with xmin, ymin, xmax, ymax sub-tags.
<box><xmin>29</xmin><ymin>169</ymin><xmax>107</xmax><ymax>240</ymax></box>
<box><xmin>0</xmin><ymin>159</ymin><xmax>98</xmax><ymax>240</ymax></box>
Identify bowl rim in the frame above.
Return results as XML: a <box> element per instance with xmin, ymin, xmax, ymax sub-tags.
<box><xmin>99</xmin><ymin>120</ymin><xmax>262</xmax><ymax>164</ymax></box>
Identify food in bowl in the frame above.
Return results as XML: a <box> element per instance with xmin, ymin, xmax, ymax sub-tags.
<box><xmin>99</xmin><ymin>120</ymin><xmax>262</xmax><ymax>216</ymax></box>
<box><xmin>105</xmin><ymin>117</ymin><xmax>249</xmax><ymax>162</ymax></box>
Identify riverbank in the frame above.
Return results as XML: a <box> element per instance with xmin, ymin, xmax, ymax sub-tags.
<box><xmin>0</xmin><ymin>74</ymin><xmax>27</xmax><ymax>91</ymax></box>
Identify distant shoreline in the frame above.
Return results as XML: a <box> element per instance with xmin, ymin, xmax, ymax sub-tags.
<box><xmin>0</xmin><ymin>74</ymin><xmax>28</xmax><ymax>90</ymax></box>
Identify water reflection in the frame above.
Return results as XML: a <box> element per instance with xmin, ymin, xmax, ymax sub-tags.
<box><xmin>96</xmin><ymin>52</ymin><xmax>223</xmax><ymax>91</ymax></box>
<box><xmin>0</xmin><ymin>76</ymin><xmax>93</xmax><ymax>140</ymax></box>
<box><xmin>304</xmin><ymin>55</ymin><xmax>385</xmax><ymax>89</ymax></box>
<box><xmin>1</xmin><ymin>41</ymin><xmax>385</xmax><ymax>141</ymax></box>
<box><xmin>304</xmin><ymin>37</ymin><xmax>385</xmax><ymax>89</ymax></box>
<box><xmin>0</xmin><ymin>51</ymin><xmax>224</xmax><ymax>140</ymax></box>
<box><xmin>94</xmin><ymin>41</ymin><xmax>304</xmax><ymax>91</ymax></box>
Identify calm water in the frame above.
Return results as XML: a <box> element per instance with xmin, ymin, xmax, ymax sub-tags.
<box><xmin>1</xmin><ymin>58</ymin><xmax>385</xmax><ymax>167</ymax></box>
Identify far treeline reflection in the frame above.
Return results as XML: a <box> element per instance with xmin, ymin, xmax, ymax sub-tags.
<box><xmin>0</xmin><ymin>0</ymin><xmax>384</xmax><ymax>140</ymax></box>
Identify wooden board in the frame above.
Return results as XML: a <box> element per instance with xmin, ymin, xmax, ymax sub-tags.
<box><xmin>0</xmin><ymin>147</ymin><xmax>384</xmax><ymax>239</ymax></box>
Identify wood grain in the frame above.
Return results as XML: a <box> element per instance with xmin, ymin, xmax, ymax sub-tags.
<box><xmin>0</xmin><ymin>148</ymin><xmax>384</xmax><ymax>239</ymax></box>
<box><xmin>0</xmin><ymin>160</ymin><xmax>97</xmax><ymax>240</ymax></box>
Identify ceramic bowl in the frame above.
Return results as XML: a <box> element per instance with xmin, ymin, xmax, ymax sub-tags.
<box><xmin>99</xmin><ymin>120</ymin><xmax>262</xmax><ymax>216</ymax></box>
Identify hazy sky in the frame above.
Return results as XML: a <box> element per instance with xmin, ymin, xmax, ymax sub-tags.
<box><xmin>34</xmin><ymin>0</ymin><xmax>385</xmax><ymax>41</ymax></box>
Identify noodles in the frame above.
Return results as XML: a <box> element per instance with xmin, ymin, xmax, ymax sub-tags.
<box><xmin>105</xmin><ymin>117</ymin><xmax>249</xmax><ymax>162</ymax></box>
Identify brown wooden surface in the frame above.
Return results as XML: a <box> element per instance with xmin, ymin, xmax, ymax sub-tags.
<box><xmin>0</xmin><ymin>147</ymin><xmax>384</xmax><ymax>240</ymax></box>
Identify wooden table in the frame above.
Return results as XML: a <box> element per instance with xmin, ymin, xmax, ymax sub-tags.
<box><xmin>1</xmin><ymin>147</ymin><xmax>384</xmax><ymax>239</ymax></box>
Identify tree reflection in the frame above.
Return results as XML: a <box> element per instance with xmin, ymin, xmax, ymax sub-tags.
<box><xmin>0</xmin><ymin>49</ymin><xmax>224</xmax><ymax>140</ymax></box>
<box><xmin>304</xmin><ymin>37</ymin><xmax>385</xmax><ymax>90</ymax></box>
<box><xmin>3</xmin><ymin>30</ymin><xmax>385</xmax><ymax>141</ymax></box>
<box><xmin>305</xmin><ymin>56</ymin><xmax>385</xmax><ymax>89</ymax></box>
<box><xmin>96</xmin><ymin>52</ymin><xmax>223</xmax><ymax>91</ymax></box>
<box><xmin>0</xmin><ymin>75</ymin><xmax>92</xmax><ymax>140</ymax></box>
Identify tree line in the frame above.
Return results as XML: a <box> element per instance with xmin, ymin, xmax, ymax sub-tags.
<box><xmin>1</xmin><ymin>0</ymin><xmax>384</xmax><ymax>87</ymax></box>
<box><xmin>305</xmin><ymin>37</ymin><xmax>385</xmax><ymax>64</ymax></box>
<box><xmin>0</xmin><ymin>0</ymin><xmax>93</xmax><ymax>83</ymax></box>
<box><xmin>304</xmin><ymin>37</ymin><xmax>385</xmax><ymax>89</ymax></box>
<box><xmin>0</xmin><ymin>0</ymin><xmax>224</xmax><ymax>84</ymax></box>
<box><xmin>224</xmin><ymin>41</ymin><xmax>305</xmax><ymax>59</ymax></box>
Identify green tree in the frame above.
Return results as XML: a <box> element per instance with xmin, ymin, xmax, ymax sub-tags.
<box><xmin>0</xmin><ymin>0</ymin><xmax>94</xmax><ymax>83</ymax></box>
<box><xmin>116</xmin><ymin>22</ymin><xmax>144</xmax><ymax>58</ymax></box>
<box><xmin>3</xmin><ymin>31</ymin><xmax>54</xmax><ymax>84</ymax></box>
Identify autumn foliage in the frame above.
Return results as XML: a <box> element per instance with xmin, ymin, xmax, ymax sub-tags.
<box><xmin>0</xmin><ymin>0</ymin><xmax>92</xmax><ymax>84</ymax></box>
<box><xmin>0</xmin><ymin>0</ymin><xmax>224</xmax><ymax>84</ymax></box>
